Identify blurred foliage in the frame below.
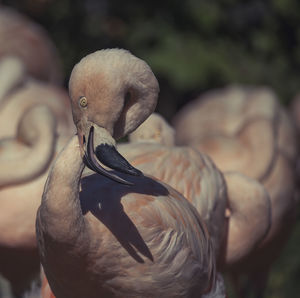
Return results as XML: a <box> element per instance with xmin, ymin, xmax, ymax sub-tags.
<box><xmin>1</xmin><ymin>1</ymin><xmax>300</xmax><ymax>297</ymax></box>
<box><xmin>3</xmin><ymin>0</ymin><xmax>300</xmax><ymax>118</ymax></box>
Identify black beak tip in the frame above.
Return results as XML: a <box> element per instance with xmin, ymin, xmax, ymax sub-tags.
<box><xmin>83</xmin><ymin>127</ymin><xmax>142</xmax><ymax>186</ymax></box>
<box><xmin>95</xmin><ymin>143</ymin><xmax>144</xmax><ymax>177</ymax></box>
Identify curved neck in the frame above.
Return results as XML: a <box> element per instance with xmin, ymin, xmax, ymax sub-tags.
<box><xmin>36</xmin><ymin>136</ymin><xmax>90</xmax><ymax>298</ymax></box>
<box><xmin>38</xmin><ymin>136</ymin><xmax>86</xmax><ymax>240</ymax></box>
<box><xmin>0</xmin><ymin>105</ymin><xmax>56</xmax><ymax>187</ymax></box>
<box><xmin>112</xmin><ymin>65</ymin><xmax>159</xmax><ymax>139</ymax></box>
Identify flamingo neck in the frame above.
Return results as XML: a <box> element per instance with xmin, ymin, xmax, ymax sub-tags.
<box><xmin>36</xmin><ymin>136</ymin><xmax>91</xmax><ymax>298</ymax></box>
<box><xmin>0</xmin><ymin>105</ymin><xmax>56</xmax><ymax>187</ymax></box>
<box><xmin>38</xmin><ymin>136</ymin><xmax>86</xmax><ymax>241</ymax></box>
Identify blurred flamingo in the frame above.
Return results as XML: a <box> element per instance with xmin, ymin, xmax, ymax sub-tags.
<box><xmin>173</xmin><ymin>86</ymin><xmax>298</xmax><ymax>297</ymax></box>
<box><xmin>36</xmin><ymin>49</ymin><xmax>218</xmax><ymax>298</ymax></box>
<box><xmin>0</xmin><ymin>4</ymin><xmax>62</xmax><ymax>84</ymax></box>
<box><xmin>0</xmin><ymin>56</ymin><xmax>74</xmax><ymax>296</ymax></box>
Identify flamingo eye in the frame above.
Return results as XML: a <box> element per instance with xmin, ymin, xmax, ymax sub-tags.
<box><xmin>79</xmin><ymin>96</ymin><xmax>88</xmax><ymax>108</ymax></box>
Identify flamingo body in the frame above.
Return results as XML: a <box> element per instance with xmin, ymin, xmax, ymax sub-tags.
<box><xmin>37</xmin><ymin>137</ymin><xmax>215</xmax><ymax>298</ymax></box>
<box><xmin>36</xmin><ymin>49</ymin><xmax>218</xmax><ymax>298</ymax></box>
<box><xmin>173</xmin><ymin>86</ymin><xmax>298</xmax><ymax>296</ymax></box>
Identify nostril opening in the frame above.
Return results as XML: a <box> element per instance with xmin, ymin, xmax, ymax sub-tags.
<box><xmin>83</xmin><ymin>135</ymin><xmax>86</xmax><ymax>144</ymax></box>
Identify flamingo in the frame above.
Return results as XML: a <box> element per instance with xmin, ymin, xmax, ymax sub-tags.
<box><xmin>0</xmin><ymin>56</ymin><xmax>74</xmax><ymax>296</ymax></box>
<box><xmin>36</xmin><ymin>49</ymin><xmax>217</xmax><ymax>298</ymax></box>
<box><xmin>0</xmin><ymin>4</ymin><xmax>62</xmax><ymax>84</ymax></box>
<box><xmin>119</xmin><ymin>113</ymin><xmax>271</xmax><ymax>268</ymax></box>
<box><xmin>173</xmin><ymin>86</ymin><xmax>298</xmax><ymax>297</ymax></box>
<box><xmin>0</xmin><ymin>104</ymin><xmax>56</xmax><ymax>297</ymax></box>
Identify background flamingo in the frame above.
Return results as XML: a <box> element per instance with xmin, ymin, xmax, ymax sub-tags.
<box><xmin>0</xmin><ymin>4</ymin><xmax>62</xmax><ymax>84</ymax></box>
<box><xmin>173</xmin><ymin>86</ymin><xmax>298</xmax><ymax>297</ymax></box>
<box><xmin>0</xmin><ymin>56</ymin><xmax>74</xmax><ymax>296</ymax></box>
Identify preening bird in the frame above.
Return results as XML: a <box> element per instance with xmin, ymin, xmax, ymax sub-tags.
<box><xmin>0</xmin><ymin>56</ymin><xmax>74</xmax><ymax>296</ymax></box>
<box><xmin>119</xmin><ymin>113</ymin><xmax>271</xmax><ymax>268</ymax></box>
<box><xmin>36</xmin><ymin>49</ymin><xmax>216</xmax><ymax>298</ymax></box>
<box><xmin>0</xmin><ymin>4</ymin><xmax>62</xmax><ymax>84</ymax></box>
<box><xmin>173</xmin><ymin>86</ymin><xmax>298</xmax><ymax>297</ymax></box>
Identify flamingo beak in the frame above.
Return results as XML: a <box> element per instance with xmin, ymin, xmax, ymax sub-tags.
<box><xmin>83</xmin><ymin>126</ymin><xmax>142</xmax><ymax>185</ymax></box>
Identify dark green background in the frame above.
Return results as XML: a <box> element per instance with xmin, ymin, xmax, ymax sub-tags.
<box><xmin>4</xmin><ymin>0</ymin><xmax>300</xmax><ymax>117</ymax></box>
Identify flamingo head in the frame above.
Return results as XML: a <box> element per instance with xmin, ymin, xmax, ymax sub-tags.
<box><xmin>68</xmin><ymin>49</ymin><xmax>159</xmax><ymax>185</ymax></box>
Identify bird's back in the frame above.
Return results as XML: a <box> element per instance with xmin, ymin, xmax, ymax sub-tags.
<box><xmin>40</xmin><ymin>172</ymin><xmax>216</xmax><ymax>298</ymax></box>
<box><xmin>118</xmin><ymin>142</ymin><xmax>227</xmax><ymax>258</ymax></box>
